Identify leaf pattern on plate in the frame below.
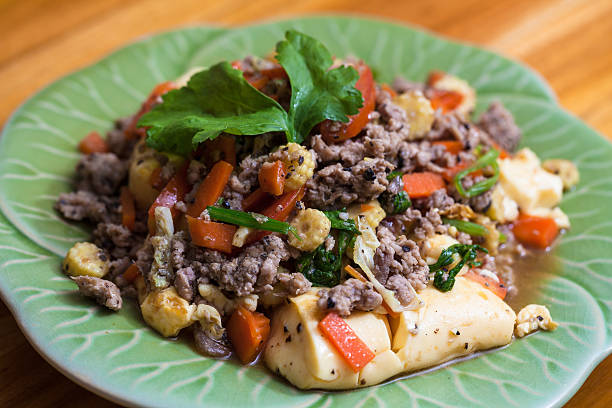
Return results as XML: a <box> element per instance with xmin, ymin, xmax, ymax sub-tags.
<box><xmin>0</xmin><ymin>16</ymin><xmax>610</xmax><ymax>408</ymax></box>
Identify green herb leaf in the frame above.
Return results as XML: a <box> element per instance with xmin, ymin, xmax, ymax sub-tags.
<box><xmin>276</xmin><ymin>30</ymin><xmax>363</xmax><ymax>143</ymax></box>
<box><xmin>140</xmin><ymin>62</ymin><xmax>289</xmax><ymax>155</ymax></box>
<box><xmin>206</xmin><ymin>206</ymin><xmax>297</xmax><ymax>237</ymax></box>
<box><xmin>386</xmin><ymin>170</ymin><xmax>403</xmax><ymax>181</ymax></box>
<box><xmin>297</xmin><ymin>230</ymin><xmax>353</xmax><ymax>287</ymax></box>
<box><xmin>453</xmin><ymin>148</ymin><xmax>500</xmax><ymax>198</ymax></box>
<box><xmin>380</xmin><ymin>190</ymin><xmax>411</xmax><ymax>214</ymax></box>
<box><xmin>429</xmin><ymin>244</ymin><xmax>488</xmax><ymax>292</ymax></box>
<box><xmin>322</xmin><ymin>210</ymin><xmax>360</xmax><ymax>234</ymax></box>
<box><xmin>442</xmin><ymin>217</ymin><xmax>488</xmax><ymax>236</ymax></box>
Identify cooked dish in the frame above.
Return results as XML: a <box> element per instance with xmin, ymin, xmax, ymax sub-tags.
<box><xmin>55</xmin><ymin>30</ymin><xmax>577</xmax><ymax>390</ymax></box>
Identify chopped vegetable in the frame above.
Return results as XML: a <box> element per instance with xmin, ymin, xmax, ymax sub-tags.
<box><xmin>227</xmin><ymin>305</ymin><xmax>270</xmax><ymax>364</ymax></box>
<box><xmin>381</xmin><ymin>83</ymin><xmax>397</xmax><ymax>98</ymax></box>
<box><xmin>318</xmin><ymin>312</ymin><xmax>375</xmax><ymax>372</ymax></box>
<box><xmin>120</xmin><ymin>186</ymin><xmax>136</xmax><ymax>231</ymax></box>
<box><xmin>186</xmin><ymin>160</ymin><xmax>233</xmax><ymax>218</ymax></box>
<box><xmin>429</xmin><ymin>89</ymin><xmax>464</xmax><ymax>113</ymax></box>
<box><xmin>203</xmin><ymin>135</ymin><xmax>237</xmax><ymax>167</ymax></box>
<box><xmin>512</xmin><ymin>214</ymin><xmax>559</xmax><ymax>249</ymax></box>
<box><xmin>380</xmin><ymin>190</ymin><xmax>411</xmax><ymax>214</ymax></box>
<box><xmin>147</xmin><ymin>164</ymin><xmax>190</xmax><ymax>234</ymax></box>
<box><xmin>139</xmin><ymin>30</ymin><xmax>362</xmax><ymax>153</ymax></box>
<box><xmin>297</xmin><ymin>230</ymin><xmax>353</xmax><ymax>287</ymax></box>
<box><xmin>453</xmin><ymin>149</ymin><xmax>500</xmax><ymax>198</ymax></box>
<box><xmin>402</xmin><ymin>172</ymin><xmax>446</xmax><ymax>198</ymax></box>
<box><xmin>187</xmin><ymin>216</ymin><xmax>236</xmax><ymax>254</ymax></box>
<box><xmin>248</xmin><ymin>186</ymin><xmax>306</xmax><ymax>244</ymax></box>
<box><xmin>127</xmin><ymin>81</ymin><xmax>176</xmax><ymax>139</ymax></box>
<box><xmin>386</xmin><ymin>170</ymin><xmax>403</xmax><ymax>181</ymax></box>
<box><xmin>463</xmin><ymin>270</ymin><xmax>507</xmax><ymax>300</ymax></box>
<box><xmin>242</xmin><ymin>188</ymin><xmax>272</xmax><ymax>212</ymax></box>
<box><xmin>345</xmin><ymin>265</ymin><xmax>366</xmax><ymax>282</ymax></box>
<box><xmin>320</xmin><ymin>61</ymin><xmax>375</xmax><ymax>143</ymax></box>
<box><xmin>258</xmin><ymin>160</ymin><xmax>286</xmax><ymax>196</ymax></box>
<box><xmin>206</xmin><ymin>206</ymin><xmax>297</xmax><ymax>237</ymax></box>
<box><xmin>122</xmin><ymin>264</ymin><xmax>141</xmax><ymax>283</ymax></box>
<box><xmin>429</xmin><ymin>244</ymin><xmax>488</xmax><ymax>292</ymax></box>
<box><xmin>432</xmin><ymin>140</ymin><xmax>463</xmax><ymax>155</ymax></box>
<box><xmin>78</xmin><ymin>131</ymin><xmax>109</xmax><ymax>154</ymax></box>
<box><xmin>441</xmin><ymin>161</ymin><xmax>483</xmax><ymax>182</ymax></box>
<box><xmin>322</xmin><ymin>209</ymin><xmax>360</xmax><ymax>234</ymax></box>
<box><xmin>442</xmin><ymin>217</ymin><xmax>487</xmax><ymax>236</ymax></box>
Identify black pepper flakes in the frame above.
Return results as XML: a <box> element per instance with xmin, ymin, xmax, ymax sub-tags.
<box><xmin>298</xmin><ymin>156</ymin><xmax>304</xmax><ymax>165</ymax></box>
<box><xmin>297</xmin><ymin>323</ymin><xmax>302</xmax><ymax>333</ymax></box>
<box><xmin>327</xmin><ymin>297</ymin><xmax>336</xmax><ymax>309</ymax></box>
<box><xmin>401</xmin><ymin>245</ymin><xmax>410</xmax><ymax>252</ymax></box>
<box><xmin>434</xmin><ymin>328</ymin><xmax>439</xmax><ymax>334</ymax></box>
<box><xmin>464</xmin><ymin>342</ymin><xmax>469</xmax><ymax>350</ymax></box>
<box><xmin>331</xmin><ymin>369</ymin><xmax>335</xmax><ymax>374</ymax></box>
<box><xmin>360</xmin><ymin>379</ymin><xmax>366</xmax><ymax>385</ymax></box>
<box><xmin>283</xmin><ymin>325</ymin><xmax>288</xmax><ymax>333</ymax></box>
<box><xmin>537</xmin><ymin>316</ymin><xmax>543</xmax><ymax>321</ymax></box>
<box><xmin>286</xmin><ymin>335</ymin><xmax>292</xmax><ymax>343</ymax></box>
<box><xmin>363</xmin><ymin>168</ymin><xmax>376</xmax><ymax>181</ymax></box>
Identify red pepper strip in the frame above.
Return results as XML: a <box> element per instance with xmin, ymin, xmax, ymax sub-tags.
<box><xmin>147</xmin><ymin>163</ymin><xmax>190</xmax><ymax>234</ymax></box>
<box><xmin>429</xmin><ymin>89</ymin><xmax>464</xmax><ymax>114</ymax></box>
<box><xmin>187</xmin><ymin>216</ymin><xmax>236</xmax><ymax>254</ymax></box>
<box><xmin>318</xmin><ymin>312</ymin><xmax>376</xmax><ymax>372</ymax></box>
<box><xmin>242</xmin><ymin>188</ymin><xmax>273</xmax><ymax>212</ymax></box>
<box><xmin>125</xmin><ymin>81</ymin><xmax>177</xmax><ymax>139</ymax></box>
<box><xmin>186</xmin><ymin>160</ymin><xmax>234</xmax><ymax>218</ymax></box>
<box><xmin>120</xmin><ymin>186</ymin><xmax>136</xmax><ymax>231</ymax></box>
<box><xmin>321</xmin><ymin>62</ymin><xmax>376</xmax><ymax>143</ymax></box>
<box><xmin>246</xmin><ymin>186</ymin><xmax>305</xmax><ymax>244</ymax></box>
<box><xmin>258</xmin><ymin>160</ymin><xmax>286</xmax><ymax>196</ymax></box>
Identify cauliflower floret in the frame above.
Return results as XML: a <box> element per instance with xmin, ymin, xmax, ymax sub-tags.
<box><xmin>289</xmin><ymin>209</ymin><xmax>331</xmax><ymax>251</ymax></box>
<box><xmin>393</xmin><ymin>90</ymin><xmax>435</xmax><ymax>139</ymax></box>
<box><xmin>429</xmin><ymin>72</ymin><xmax>476</xmax><ymax>116</ymax></box>
<box><xmin>514</xmin><ymin>304</ymin><xmax>558</xmax><ymax>338</ymax></box>
<box><xmin>140</xmin><ymin>287</ymin><xmax>197</xmax><ymax>337</ymax></box>
<box><xmin>277</xmin><ymin>143</ymin><xmax>315</xmax><ymax>191</ymax></box>
<box><xmin>62</xmin><ymin>242</ymin><xmax>109</xmax><ymax>278</ymax></box>
<box><xmin>542</xmin><ymin>159</ymin><xmax>579</xmax><ymax>190</ymax></box>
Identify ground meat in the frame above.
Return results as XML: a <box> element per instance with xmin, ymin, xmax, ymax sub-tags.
<box><xmin>273</xmin><ymin>272</ymin><xmax>312</xmax><ymax>296</ymax></box>
<box><xmin>478</xmin><ymin>101</ymin><xmax>522</xmax><ymax>152</ymax></box>
<box><xmin>317</xmin><ymin>279</ymin><xmax>383</xmax><ymax>317</ymax></box>
<box><xmin>305</xmin><ymin>158</ymin><xmax>392</xmax><ymax>209</ymax></box>
<box><xmin>374</xmin><ymin>225</ymin><xmax>429</xmax><ymax>294</ymax></box>
<box><xmin>134</xmin><ymin>239</ymin><xmax>154</xmax><ymax>276</ymax></box>
<box><xmin>186</xmin><ymin>160</ymin><xmax>207</xmax><ymax>186</ymax></box>
<box><xmin>174</xmin><ymin>267</ymin><xmax>196</xmax><ymax>301</ymax></box>
<box><xmin>55</xmin><ymin>190</ymin><xmax>120</xmax><ymax>223</ymax></box>
<box><xmin>382</xmin><ymin>208</ymin><xmax>448</xmax><ymax>241</ymax></box>
<box><xmin>385</xmin><ymin>274</ymin><xmax>416</xmax><ymax>305</ymax></box>
<box><xmin>92</xmin><ymin>223</ymin><xmax>142</xmax><ymax>259</ymax></box>
<box><xmin>72</xmin><ymin>276</ymin><xmax>122</xmax><ymax>311</ymax></box>
<box><xmin>75</xmin><ymin>153</ymin><xmax>127</xmax><ymax>195</ymax></box>
<box><xmin>193</xmin><ymin>325</ymin><xmax>232</xmax><ymax>358</ymax></box>
<box><xmin>425</xmin><ymin>111</ymin><xmax>485</xmax><ymax>149</ymax></box>
<box><xmin>391</xmin><ymin>77</ymin><xmax>425</xmax><ymax>94</ymax></box>
<box><xmin>413</xmin><ymin>189</ymin><xmax>455</xmax><ymax>212</ymax></box>
<box><xmin>397</xmin><ymin>140</ymin><xmax>456</xmax><ymax>173</ymax></box>
<box><xmin>196</xmin><ymin>235</ymin><xmax>291</xmax><ymax>296</ymax></box>
<box><xmin>217</xmin><ymin>154</ymin><xmax>267</xmax><ymax>210</ymax></box>
<box><xmin>107</xmin><ymin>117</ymin><xmax>138</xmax><ymax>159</ymax></box>
<box><xmin>449</xmin><ymin>174</ymin><xmax>493</xmax><ymax>213</ymax></box>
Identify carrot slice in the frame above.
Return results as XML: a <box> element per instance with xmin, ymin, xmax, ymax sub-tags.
<box><xmin>122</xmin><ymin>264</ymin><xmax>141</xmax><ymax>283</ymax></box>
<box><xmin>187</xmin><ymin>216</ymin><xmax>236</xmax><ymax>254</ymax></box>
<box><xmin>426</xmin><ymin>70</ymin><xmax>445</xmax><ymax>86</ymax></box>
<box><xmin>258</xmin><ymin>160</ymin><xmax>286</xmax><ymax>196</ymax></box>
<box><xmin>402</xmin><ymin>172</ymin><xmax>446</xmax><ymax>198</ymax></box>
<box><xmin>490</xmin><ymin>141</ymin><xmax>510</xmax><ymax>159</ymax></box>
<box><xmin>147</xmin><ymin>163</ymin><xmax>190</xmax><ymax>234</ymax></box>
<box><xmin>78</xmin><ymin>131</ymin><xmax>108</xmax><ymax>154</ymax></box>
<box><xmin>381</xmin><ymin>83</ymin><xmax>397</xmax><ymax>99</ymax></box>
<box><xmin>345</xmin><ymin>265</ymin><xmax>366</xmax><ymax>282</ymax></box>
<box><xmin>247</xmin><ymin>186</ymin><xmax>305</xmax><ymax>244</ymax></box>
<box><xmin>318</xmin><ymin>313</ymin><xmax>375</xmax><ymax>372</ymax></box>
<box><xmin>186</xmin><ymin>160</ymin><xmax>234</xmax><ymax>218</ymax></box>
<box><xmin>126</xmin><ymin>81</ymin><xmax>176</xmax><ymax>139</ymax></box>
<box><xmin>242</xmin><ymin>188</ymin><xmax>273</xmax><ymax>212</ymax></box>
<box><xmin>512</xmin><ymin>214</ymin><xmax>559</xmax><ymax>249</ymax></box>
<box><xmin>227</xmin><ymin>305</ymin><xmax>270</xmax><ymax>364</ymax></box>
<box><xmin>432</xmin><ymin>140</ymin><xmax>463</xmax><ymax>155</ymax></box>
<box><xmin>463</xmin><ymin>270</ymin><xmax>508</xmax><ymax>300</ymax></box>
<box><xmin>120</xmin><ymin>187</ymin><xmax>136</xmax><ymax>231</ymax></box>
<box><xmin>429</xmin><ymin>89</ymin><xmax>464</xmax><ymax>113</ymax></box>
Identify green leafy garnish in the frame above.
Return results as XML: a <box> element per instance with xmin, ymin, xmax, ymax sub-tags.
<box><xmin>428</xmin><ymin>244</ymin><xmax>488</xmax><ymax>292</ymax></box>
<box><xmin>322</xmin><ymin>210</ymin><xmax>361</xmax><ymax>234</ymax></box>
<box><xmin>139</xmin><ymin>30</ymin><xmax>363</xmax><ymax>154</ymax></box>
<box><xmin>381</xmin><ymin>190</ymin><xmax>411</xmax><ymax>214</ymax></box>
<box><xmin>386</xmin><ymin>170</ymin><xmax>403</xmax><ymax>181</ymax></box>
<box><xmin>297</xmin><ymin>230</ymin><xmax>353</xmax><ymax>287</ymax></box>
<box><xmin>453</xmin><ymin>149</ymin><xmax>500</xmax><ymax>198</ymax></box>
<box><xmin>206</xmin><ymin>206</ymin><xmax>297</xmax><ymax>238</ymax></box>
<box><xmin>442</xmin><ymin>217</ymin><xmax>487</xmax><ymax>236</ymax></box>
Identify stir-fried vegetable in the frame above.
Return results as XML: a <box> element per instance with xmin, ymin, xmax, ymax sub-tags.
<box><xmin>242</xmin><ymin>188</ymin><xmax>271</xmax><ymax>212</ymax></box>
<box><xmin>258</xmin><ymin>160</ymin><xmax>286</xmax><ymax>196</ymax></box>
<box><xmin>512</xmin><ymin>214</ymin><xmax>559</xmax><ymax>249</ymax></box>
<box><xmin>403</xmin><ymin>172</ymin><xmax>446</xmax><ymax>198</ymax></box>
<box><xmin>322</xmin><ymin>209</ymin><xmax>360</xmax><ymax>234</ymax></box>
<box><xmin>428</xmin><ymin>89</ymin><xmax>464</xmax><ymax>113</ymax></box>
<box><xmin>206</xmin><ymin>206</ymin><xmax>297</xmax><ymax>237</ymax></box>
<box><xmin>187</xmin><ymin>216</ymin><xmax>236</xmax><ymax>254</ymax></box>
<box><xmin>139</xmin><ymin>30</ymin><xmax>363</xmax><ymax>153</ymax></box>
<box><xmin>442</xmin><ymin>217</ymin><xmax>488</xmax><ymax>236</ymax></box>
<box><xmin>463</xmin><ymin>270</ymin><xmax>508</xmax><ymax>300</ymax></box>
<box><xmin>120</xmin><ymin>186</ymin><xmax>136</xmax><ymax>231</ymax></box>
<box><xmin>147</xmin><ymin>164</ymin><xmax>190</xmax><ymax>234</ymax></box>
<box><xmin>297</xmin><ymin>230</ymin><xmax>353</xmax><ymax>287</ymax></box>
<box><xmin>78</xmin><ymin>131</ymin><xmax>108</xmax><ymax>154</ymax></box>
<box><xmin>432</xmin><ymin>140</ymin><xmax>463</xmax><ymax>155</ymax></box>
<box><xmin>380</xmin><ymin>190</ymin><xmax>411</xmax><ymax>214</ymax></box>
<box><xmin>227</xmin><ymin>305</ymin><xmax>270</xmax><ymax>364</ymax></box>
<box><xmin>318</xmin><ymin>312</ymin><xmax>375</xmax><ymax>372</ymax></box>
<box><xmin>429</xmin><ymin>244</ymin><xmax>488</xmax><ymax>292</ymax></box>
<box><xmin>187</xmin><ymin>160</ymin><xmax>233</xmax><ymax>218</ymax></box>
<box><xmin>453</xmin><ymin>149</ymin><xmax>500</xmax><ymax>198</ymax></box>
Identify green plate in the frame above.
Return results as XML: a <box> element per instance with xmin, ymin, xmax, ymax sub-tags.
<box><xmin>0</xmin><ymin>16</ymin><xmax>610</xmax><ymax>408</ymax></box>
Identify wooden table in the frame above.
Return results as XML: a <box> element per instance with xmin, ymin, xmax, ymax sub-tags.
<box><xmin>1</xmin><ymin>0</ymin><xmax>610</xmax><ymax>406</ymax></box>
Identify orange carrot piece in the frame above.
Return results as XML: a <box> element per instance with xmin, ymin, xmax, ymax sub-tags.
<box><xmin>432</xmin><ymin>140</ymin><xmax>463</xmax><ymax>155</ymax></box>
<box><xmin>345</xmin><ymin>265</ymin><xmax>366</xmax><ymax>282</ymax></box>
<box><xmin>78</xmin><ymin>131</ymin><xmax>108</xmax><ymax>154</ymax></box>
<box><xmin>512</xmin><ymin>214</ymin><xmax>559</xmax><ymax>249</ymax></box>
<box><xmin>318</xmin><ymin>313</ymin><xmax>375</xmax><ymax>372</ymax></box>
<box><xmin>360</xmin><ymin>204</ymin><xmax>375</xmax><ymax>213</ymax></box>
<box><xmin>247</xmin><ymin>186</ymin><xmax>305</xmax><ymax>244</ymax></box>
<box><xmin>426</xmin><ymin>70</ymin><xmax>445</xmax><ymax>86</ymax></box>
<box><xmin>381</xmin><ymin>83</ymin><xmax>397</xmax><ymax>99</ymax></box>
<box><xmin>147</xmin><ymin>164</ymin><xmax>190</xmax><ymax>234</ymax></box>
<box><xmin>120</xmin><ymin>187</ymin><xmax>136</xmax><ymax>231</ymax></box>
<box><xmin>242</xmin><ymin>188</ymin><xmax>272</xmax><ymax>212</ymax></box>
<box><xmin>490</xmin><ymin>141</ymin><xmax>510</xmax><ymax>159</ymax></box>
<box><xmin>186</xmin><ymin>160</ymin><xmax>234</xmax><ymax>218</ymax></box>
<box><xmin>429</xmin><ymin>89</ymin><xmax>464</xmax><ymax>113</ymax></box>
<box><xmin>122</xmin><ymin>264</ymin><xmax>141</xmax><ymax>283</ymax></box>
<box><xmin>463</xmin><ymin>270</ymin><xmax>508</xmax><ymax>300</ymax></box>
<box><xmin>126</xmin><ymin>81</ymin><xmax>176</xmax><ymax>139</ymax></box>
<box><xmin>187</xmin><ymin>216</ymin><xmax>236</xmax><ymax>254</ymax></box>
<box><xmin>258</xmin><ymin>160</ymin><xmax>286</xmax><ymax>196</ymax></box>
<box><xmin>441</xmin><ymin>162</ymin><xmax>484</xmax><ymax>183</ymax></box>
<box><xmin>402</xmin><ymin>172</ymin><xmax>446</xmax><ymax>198</ymax></box>
<box><xmin>227</xmin><ymin>305</ymin><xmax>270</xmax><ymax>364</ymax></box>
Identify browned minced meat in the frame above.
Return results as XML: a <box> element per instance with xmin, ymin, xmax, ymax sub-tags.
<box><xmin>448</xmin><ymin>174</ymin><xmax>494</xmax><ymax>214</ymax></box>
<box><xmin>55</xmin><ymin>191</ymin><xmax>120</xmax><ymax>224</ymax></box>
<box><xmin>274</xmin><ymin>272</ymin><xmax>312</xmax><ymax>297</ymax></box>
<box><xmin>381</xmin><ymin>208</ymin><xmax>448</xmax><ymax>242</ymax></box>
<box><xmin>93</xmin><ymin>222</ymin><xmax>143</xmax><ymax>259</ymax></box>
<box><xmin>71</xmin><ymin>276</ymin><xmax>122</xmax><ymax>311</ymax></box>
<box><xmin>391</xmin><ymin>77</ymin><xmax>425</xmax><ymax>94</ymax></box>
<box><xmin>304</xmin><ymin>158</ymin><xmax>392</xmax><ymax>209</ymax></box>
<box><xmin>478</xmin><ymin>101</ymin><xmax>522</xmax><ymax>153</ymax></box>
<box><xmin>413</xmin><ymin>189</ymin><xmax>455</xmax><ymax>212</ymax></box>
<box><xmin>219</xmin><ymin>154</ymin><xmax>268</xmax><ymax>210</ymax></box>
<box><xmin>193</xmin><ymin>325</ymin><xmax>232</xmax><ymax>358</ymax></box>
<box><xmin>425</xmin><ymin>111</ymin><xmax>486</xmax><ymax>150</ymax></box>
<box><xmin>174</xmin><ymin>266</ymin><xmax>196</xmax><ymax>301</ymax></box>
<box><xmin>317</xmin><ymin>279</ymin><xmax>383</xmax><ymax>317</ymax></box>
<box><xmin>374</xmin><ymin>225</ymin><xmax>429</xmax><ymax>303</ymax></box>
<box><xmin>107</xmin><ymin>117</ymin><xmax>138</xmax><ymax>159</ymax></box>
<box><xmin>75</xmin><ymin>153</ymin><xmax>128</xmax><ymax>196</ymax></box>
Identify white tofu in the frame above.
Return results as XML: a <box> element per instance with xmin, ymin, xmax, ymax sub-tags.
<box><xmin>487</xmin><ymin>184</ymin><xmax>519</xmax><ymax>223</ymax></box>
<box><xmin>421</xmin><ymin>234</ymin><xmax>459</xmax><ymax>265</ymax></box>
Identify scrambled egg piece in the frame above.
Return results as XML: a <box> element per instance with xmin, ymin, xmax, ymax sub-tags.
<box><xmin>289</xmin><ymin>209</ymin><xmax>331</xmax><ymax>251</ymax></box>
<box><xmin>515</xmin><ymin>304</ymin><xmax>558</xmax><ymax>338</ymax></box>
<box><xmin>63</xmin><ymin>242</ymin><xmax>109</xmax><ymax>278</ymax></box>
<box><xmin>140</xmin><ymin>287</ymin><xmax>198</xmax><ymax>337</ymax></box>
<box><xmin>393</xmin><ymin>91</ymin><xmax>435</xmax><ymax>139</ymax></box>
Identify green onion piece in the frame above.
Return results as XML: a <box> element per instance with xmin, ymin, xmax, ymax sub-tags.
<box><xmin>386</xmin><ymin>170</ymin><xmax>403</xmax><ymax>181</ymax></box>
<box><xmin>442</xmin><ymin>217</ymin><xmax>488</xmax><ymax>236</ymax></box>
<box><xmin>206</xmin><ymin>206</ymin><xmax>297</xmax><ymax>237</ymax></box>
<box><xmin>453</xmin><ymin>149</ymin><xmax>500</xmax><ymax>198</ymax></box>
<box><xmin>429</xmin><ymin>244</ymin><xmax>488</xmax><ymax>292</ymax></box>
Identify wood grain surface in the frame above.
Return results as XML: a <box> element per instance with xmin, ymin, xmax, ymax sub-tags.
<box><xmin>0</xmin><ymin>0</ymin><xmax>610</xmax><ymax>406</ymax></box>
